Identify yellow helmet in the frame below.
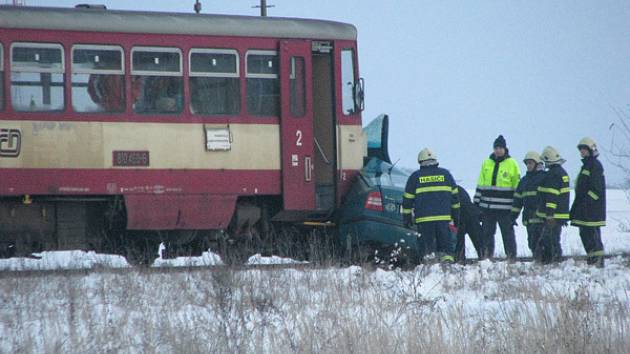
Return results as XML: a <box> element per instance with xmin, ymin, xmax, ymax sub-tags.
<box><xmin>541</xmin><ymin>146</ymin><xmax>565</xmax><ymax>164</ymax></box>
<box><xmin>577</xmin><ymin>137</ymin><xmax>598</xmax><ymax>156</ymax></box>
<box><xmin>417</xmin><ymin>148</ymin><xmax>437</xmax><ymax>163</ymax></box>
<box><xmin>523</xmin><ymin>151</ymin><xmax>542</xmax><ymax>164</ymax></box>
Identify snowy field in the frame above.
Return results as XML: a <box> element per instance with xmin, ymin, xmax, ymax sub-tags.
<box><xmin>2</xmin><ymin>259</ymin><xmax>629</xmax><ymax>353</ymax></box>
<box><xmin>0</xmin><ymin>190</ymin><xmax>629</xmax><ymax>353</ymax></box>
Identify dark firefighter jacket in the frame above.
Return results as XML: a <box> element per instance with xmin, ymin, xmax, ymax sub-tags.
<box><xmin>570</xmin><ymin>156</ymin><xmax>606</xmax><ymax>227</ymax></box>
<box><xmin>457</xmin><ymin>186</ymin><xmax>481</xmax><ymax>228</ymax></box>
<box><xmin>511</xmin><ymin>169</ymin><xmax>546</xmax><ymax>225</ymax></box>
<box><xmin>474</xmin><ymin>154</ymin><xmax>520</xmax><ymax>212</ymax></box>
<box><xmin>536</xmin><ymin>164</ymin><xmax>570</xmax><ymax>221</ymax></box>
<box><xmin>402</xmin><ymin>165</ymin><xmax>460</xmax><ymax>224</ymax></box>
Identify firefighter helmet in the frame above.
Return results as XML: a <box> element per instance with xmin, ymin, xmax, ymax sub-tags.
<box><xmin>541</xmin><ymin>146</ymin><xmax>564</xmax><ymax>164</ymax></box>
<box><xmin>417</xmin><ymin>148</ymin><xmax>437</xmax><ymax>163</ymax></box>
<box><xmin>523</xmin><ymin>151</ymin><xmax>542</xmax><ymax>164</ymax></box>
<box><xmin>577</xmin><ymin>137</ymin><xmax>598</xmax><ymax>156</ymax></box>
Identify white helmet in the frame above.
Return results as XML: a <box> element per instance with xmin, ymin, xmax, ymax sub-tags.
<box><xmin>523</xmin><ymin>151</ymin><xmax>542</xmax><ymax>164</ymax></box>
<box><xmin>417</xmin><ymin>148</ymin><xmax>437</xmax><ymax>163</ymax></box>
<box><xmin>541</xmin><ymin>146</ymin><xmax>565</xmax><ymax>165</ymax></box>
<box><xmin>577</xmin><ymin>137</ymin><xmax>599</xmax><ymax>156</ymax></box>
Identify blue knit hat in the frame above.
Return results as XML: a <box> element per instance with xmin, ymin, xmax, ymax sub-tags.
<box><xmin>493</xmin><ymin>135</ymin><xmax>507</xmax><ymax>149</ymax></box>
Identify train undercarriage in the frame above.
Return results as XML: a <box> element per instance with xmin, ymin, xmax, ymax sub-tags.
<box><xmin>0</xmin><ymin>196</ymin><xmax>335</xmax><ymax>265</ymax></box>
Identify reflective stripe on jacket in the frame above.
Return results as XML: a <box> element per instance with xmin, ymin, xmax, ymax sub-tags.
<box><xmin>536</xmin><ymin>164</ymin><xmax>570</xmax><ymax>220</ymax></box>
<box><xmin>402</xmin><ymin>165</ymin><xmax>459</xmax><ymax>224</ymax></box>
<box><xmin>570</xmin><ymin>156</ymin><xmax>606</xmax><ymax>227</ymax></box>
<box><xmin>511</xmin><ymin>169</ymin><xmax>545</xmax><ymax>225</ymax></box>
<box><xmin>474</xmin><ymin>154</ymin><xmax>520</xmax><ymax>211</ymax></box>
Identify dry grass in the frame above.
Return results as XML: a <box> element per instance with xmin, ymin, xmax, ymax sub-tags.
<box><xmin>1</xmin><ymin>261</ymin><xmax>629</xmax><ymax>353</ymax></box>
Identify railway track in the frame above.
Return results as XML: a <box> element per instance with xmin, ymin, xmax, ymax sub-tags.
<box><xmin>0</xmin><ymin>253</ymin><xmax>628</xmax><ymax>279</ymax></box>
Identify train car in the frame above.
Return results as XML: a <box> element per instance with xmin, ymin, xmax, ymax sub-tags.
<box><xmin>0</xmin><ymin>5</ymin><xmax>366</xmax><ymax>263</ymax></box>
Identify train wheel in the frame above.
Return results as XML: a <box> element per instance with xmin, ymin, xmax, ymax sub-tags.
<box><xmin>271</xmin><ymin>225</ymin><xmax>308</xmax><ymax>260</ymax></box>
<box><xmin>123</xmin><ymin>232</ymin><xmax>160</xmax><ymax>266</ymax></box>
<box><xmin>217</xmin><ymin>236</ymin><xmax>253</xmax><ymax>265</ymax></box>
<box><xmin>159</xmin><ymin>231</ymin><xmax>198</xmax><ymax>259</ymax></box>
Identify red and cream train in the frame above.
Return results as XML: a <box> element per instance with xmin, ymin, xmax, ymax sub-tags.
<box><xmin>0</xmin><ymin>5</ymin><xmax>366</xmax><ymax>261</ymax></box>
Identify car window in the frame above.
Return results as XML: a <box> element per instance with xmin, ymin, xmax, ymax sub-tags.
<box><xmin>361</xmin><ymin>158</ymin><xmax>408</xmax><ymax>188</ymax></box>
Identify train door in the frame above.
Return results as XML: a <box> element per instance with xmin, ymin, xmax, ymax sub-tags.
<box><xmin>279</xmin><ymin>40</ymin><xmax>316</xmax><ymax>211</ymax></box>
<box><xmin>311</xmin><ymin>43</ymin><xmax>337</xmax><ymax>211</ymax></box>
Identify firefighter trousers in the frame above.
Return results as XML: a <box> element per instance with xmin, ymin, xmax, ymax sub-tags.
<box><xmin>455</xmin><ymin>214</ymin><xmax>484</xmax><ymax>261</ymax></box>
<box><xmin>579</xmin><ymin>226</ymin><xmax>604</xmax><ymax>261</ymax></box>
<box><xmin>417</xmin><ymin>221</ymin><xmax>455</xmax><ymax>261</ymax></box>
<box><xmin>481</xmin><ymin>211</ymin><xmax>517</xmax><ymax>259</ymax></box>
<box><xmin>526</xmin><ymin>223</ymin><xmax>543</xmax><ymax>258</ymax></box>
<box><xmin>538</xmin><ymin>223</ymin><xmax>563</xmax><ymax>263</ymax></box>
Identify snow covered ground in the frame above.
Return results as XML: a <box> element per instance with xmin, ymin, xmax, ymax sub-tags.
<box><xmin>1</xmin><ymin>258</ymin><xmax>629</xmax><ymax>353</ymax></box>
<box><xmin>0</xmin><ymin>190</ymin><xmax>628</xmax><ymax>353</ymax></box>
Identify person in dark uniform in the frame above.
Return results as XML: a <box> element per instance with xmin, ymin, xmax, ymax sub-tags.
<box><xmin>536</xmin><ymin>146</ymin><xmax>570</xmax><ymax>263</ymax></box>
<box><xmin>511</xmin><ymin>151</ymin><xmax>546</xmax><ymax>259</ymax></box>
<box><xmin>570</xmin><ymin>137</ymin><xmax>606</xmax><ymax>267</ymax></box>
<box><xmin>402</xmin><ymin>148</ymin><xmax>460</xmax><ymax>264</ymax></box>
<box><xmin>454</xmin><ymin>185</ymin><xmax>484</xmax><ymax>263</ymax></box>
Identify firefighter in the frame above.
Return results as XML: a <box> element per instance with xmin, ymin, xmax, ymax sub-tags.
<box><xmin>454</xmin><ymin>185</ymin><xmax>484</xmax><ymax>263</ymax></box>
<box><xmin>511</xmin><ymin>151</ymin><xmax>546</xmax><ymax>259</ymax></box>
<box><xmin>570</xmin><ymin>137</ymin><xmax>606</xmax><ymax>267</ymax></box>
<box><xmin>536</xmin><ymin>146</ymin><xmax>570</xmax><ymax>263</ymax></box>
<box><xmin>402</xmin><ymin>148</ymin><xmax>460</xmax><ymax>264</ymax></box>
<box><xmin>474</xmin><ymin>135</ymin><xmax>521</xmax><ymax>260</ymax></box>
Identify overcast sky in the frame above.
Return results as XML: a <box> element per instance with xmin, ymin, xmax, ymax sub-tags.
<box><xmin>30</xmin><ymin>0</ymin><xmax>630</xmax><ymax>186</ymax></box>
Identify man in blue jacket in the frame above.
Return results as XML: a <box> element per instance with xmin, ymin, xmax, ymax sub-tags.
<box><xmin>454</xmin><ymin>185</ymin><xmax>484</xmax><ymax>263</ymax></box>
<box><xmin>536</xmin><ymin>146</ymin><xmax>570</xmax><ymax>263</ymax></box>
<box><xmin>402</xmin><ymin>148</ymin><xmax>460</xmax><ymax>263</ymax></box>
<box><xmin>570</xmin><ymin>137</ymin><xmax>606</xmax><ymax>267</ymax></box>
<box><xmin>511</xmin><ymin>151</ymin><xmax>546</xmax><ymax>259</ymax></box>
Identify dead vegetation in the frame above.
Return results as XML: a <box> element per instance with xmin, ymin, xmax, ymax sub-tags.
<box><xmin>1</xmin><ymin>261</ymin><xmax>629</xmax><ymax>353</ymax></box>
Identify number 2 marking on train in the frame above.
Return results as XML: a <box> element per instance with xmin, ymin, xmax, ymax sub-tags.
<box><xmin>296</xmin><ymin>130</ymin><xmax>303</xmax><ymax>146</ymax></box>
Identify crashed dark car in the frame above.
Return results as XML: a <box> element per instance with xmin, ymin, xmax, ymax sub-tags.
<box><xmin>335</xmin><ymin>114</ymin><xmax>420</xmax><ymax>265</ymax></box>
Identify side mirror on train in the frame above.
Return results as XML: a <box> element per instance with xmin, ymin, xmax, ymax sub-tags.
<box><xmin>354</xmin><ymin>78</ymin><xmax>365</xmax><ymax>112</ymax></box>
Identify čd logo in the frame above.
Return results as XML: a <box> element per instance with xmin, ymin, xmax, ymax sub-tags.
<box><xmin>0</xmin><ymin>129</ymin><xmax>21</xmax><ymax>157</ymax></box>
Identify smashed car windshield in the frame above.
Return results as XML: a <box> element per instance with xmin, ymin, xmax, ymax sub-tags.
<box><xmin>361</xmin><ymin>158</ymin><xmax>408</xmax><ymax>188</ymax></box>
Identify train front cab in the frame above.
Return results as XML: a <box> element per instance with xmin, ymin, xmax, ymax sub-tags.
<box><xmin>275</xmin><ymin>39</ymin><xmax>365</xmax><ymax>221</ymax></box>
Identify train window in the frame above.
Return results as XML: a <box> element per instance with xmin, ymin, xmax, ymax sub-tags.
<box><xmin>290</xmin><ymin>57</ymin><xmax>305</xmax><ymax>117</ymax></box>
<box><xmin>246</xmin><ymin>51</ymin><xmax>279</xmax><ymax>117</ymax></box>
<box><xmin>71</xmin><ymin>45</ymin><xmax>125</xmax><ymax>113</ymax></box>
<box><xmin>10</xmin><ymin>43</ymin><xmax>65</xmax><ymax>112</ymax></box>
<box><xmin>341</xmin><ymin>49</ymin><xmax>356</xmax><ymax>115</ymax></box>
<box><xmin>131</xmin><ymin>47</ymin><xmax>183</xmax><ymax>114</ymax></box>
<box><xmin>189</xmin><ymin>49</ymin><xmax>240</xmax><ymax>115</ymax></box>
<box><xmin>0</xmin><ymin>44</ymin><xmax>3</xmax><ymax>111</ymax></box>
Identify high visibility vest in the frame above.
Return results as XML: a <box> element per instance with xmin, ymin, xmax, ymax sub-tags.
<box><xmin>474</xmin><ymin>155</ymin><xmax>520</xmax><ymax>211</ymax></box>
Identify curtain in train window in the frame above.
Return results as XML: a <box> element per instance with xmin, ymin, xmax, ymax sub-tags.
<box><xmin>11</xmin><ymin>43</ymin><xmax>65</xmax><ymax>112</ymax></box>
<box><xmin>189</xmin><ymin>49</ymin><xmax>240</xmax><ymax>115</ymax></box>
<box><xmin>131</xmin><ymin>47</ymin><xmax>183</xmax><ymax>114</ymax></box>
<box><xmin>71</xmin><ymin>45</ymin><xmax>125</xmax><ymax>113</ymax></box>
<box><xmin>290</xmin><ymin>57</ymin><xmax>305</xmax><ymax>117</ymax></box>
<box><xmin>246</xmin><ymin>51</ymin><xmax>279</xmax><ymax>117</ymax></box>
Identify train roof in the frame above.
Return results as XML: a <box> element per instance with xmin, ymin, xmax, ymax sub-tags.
<box><xmin>0</xmin><ymin>6</ymin><xmax>357</xmax><ymax>41</ymax></box>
